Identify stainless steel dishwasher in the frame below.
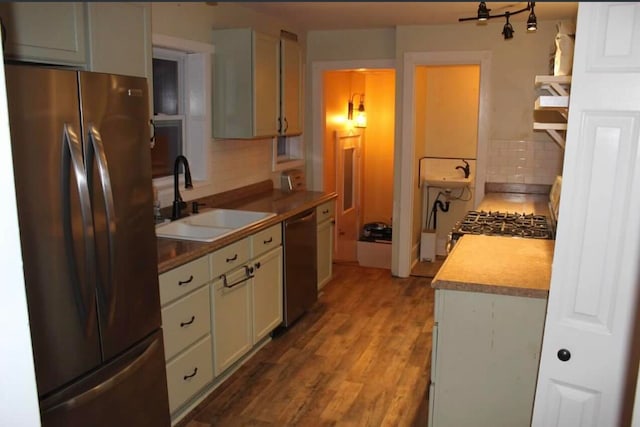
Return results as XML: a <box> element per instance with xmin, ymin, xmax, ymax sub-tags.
<box><xmin>282</xmin><ymin>208</ymin><xmax>318</xmax><ymax>327</ymax></box>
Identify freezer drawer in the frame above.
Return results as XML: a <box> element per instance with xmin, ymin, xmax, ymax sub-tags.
<box><xmin>40</xmin><ymin>330</ymin><xmax>170</xmax><ymax>427</ymax></box>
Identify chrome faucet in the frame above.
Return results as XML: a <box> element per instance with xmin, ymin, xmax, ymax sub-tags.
<box><xmin>171</xmin><ymin>155</ymin><xmax>193</xmax><ymax>220</ymax></box>
<box><xmin>456</xmin><ymin>159</ymin><xmax>471</xmax><ymax>179</ymax></box>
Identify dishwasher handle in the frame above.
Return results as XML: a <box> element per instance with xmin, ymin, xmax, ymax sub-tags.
<box><xmin>286</xmin><ymin>209</ymin><xmax>315</xmax><ymax>226</ymax></box>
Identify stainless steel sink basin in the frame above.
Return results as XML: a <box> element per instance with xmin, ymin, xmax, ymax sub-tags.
<box><xmin>155</xmin><ymin>208</ymin><xmax>276</xmax><ymax>242</ymax></box>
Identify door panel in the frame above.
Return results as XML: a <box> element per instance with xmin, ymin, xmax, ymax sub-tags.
<box><xmin>41</xmin><ymin>330</ymin><xmax>170</xmax><ymax>427</ymax></box>
<box><xmin>5</xmin><ymin>65</ymin><xmax>102</xmax><ymax>396</ymax></box>
<box><xmin>532</xmin><ymin>3</ymin><xmax>640</xmax><ymax>426</ymax></box>
<box><xmin>79</xmin><ymin>72</ymin><xmax>161</xmax><ymax>361</ymax></box>
<box><xmin>335</xmin><ymin>130</ymin><xmax>362</xmax><ymax>262</ymax></box>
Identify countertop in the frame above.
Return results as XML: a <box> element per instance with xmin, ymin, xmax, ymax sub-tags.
<box><xmin>431</xmin><ymin>234</ymin><xmax>554</xmax><ymax>299</ymax></box>
<box><xmin>157</xmin><ymin>189</ymin><xmax>337</xmax><ymax>273</ymax></box>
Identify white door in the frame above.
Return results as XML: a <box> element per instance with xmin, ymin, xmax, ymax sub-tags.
<box><xmin>334</xmin><ymin>130</ymin><xmax>362</xmax><ymax>262</ymax></box>
<box><xmin>532</xmin><ymin>3</ymin><xmax>640</xmax><ymax>426</ymax></box>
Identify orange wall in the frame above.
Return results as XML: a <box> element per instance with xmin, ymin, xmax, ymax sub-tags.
<box><xmin>323</xmin><ymin>69</ymin><xmax>395</xmax><ymax>228</ymax></box>
<box><xmin>362</xmin><ymin>71</ymin><xmax>395</xmax><ymax>225</ymax></box>
<box><xmin>322</xmin><ymin>71</ymin><xmax>365</xmax><ymax>193</ymax></box>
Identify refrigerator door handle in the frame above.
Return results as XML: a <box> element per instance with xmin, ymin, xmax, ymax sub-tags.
<box><xmin>61</xmin><ymin>124</ymin><xmax>96</xmax><ymax>327</ymax></box>
<box><xmin>45</xmin><ymin>336</ymin><xmax>161</xmax><ymax>413</ymax></box>
<box><xmin>87</xmin><ymin>125</ymin><xmax>117</xmax><ymax>321</ymax></box>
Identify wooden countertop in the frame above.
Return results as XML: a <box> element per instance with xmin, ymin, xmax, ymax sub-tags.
<box><xmin>431</xmin><ymin>234</ymin><xmax>554</xmax><ymax>299</ymax></box>
<box><xmin>157</xmin><ymin>189</ymin><xmax>337</xmax><ymax>273</ymax></box>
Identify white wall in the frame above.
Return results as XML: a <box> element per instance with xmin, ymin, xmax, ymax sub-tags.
<box><xmin>0</xmin><ymin>46</ymin><xmax>41</xmax><ymax>427</ymax></box>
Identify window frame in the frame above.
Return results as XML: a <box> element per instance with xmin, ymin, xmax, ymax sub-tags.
<box><xmin>150</xmin><ymin>34</ymin><xmax>214</xmax><ymax>196</ymax></box>
<box><xmin>151</xmin><ymin>47</ymin><xmax>187</xmax><ymax>180</ymax></box>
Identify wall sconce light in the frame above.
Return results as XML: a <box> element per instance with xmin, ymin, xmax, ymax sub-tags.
<box><xmin>459</xmin><ymin>1</ymin><xmax>537</xmax><ymax>40</ymax></box>
<box><xmin>348</xmin><ymin>93</ymin><xmax>367</xmax><ymax>128</ymax></box>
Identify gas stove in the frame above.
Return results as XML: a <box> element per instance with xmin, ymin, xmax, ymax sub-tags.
<box><xmin>448</xmin><ymin>210</ymin><xmax>554</xmax><ymax>252</ymax></box>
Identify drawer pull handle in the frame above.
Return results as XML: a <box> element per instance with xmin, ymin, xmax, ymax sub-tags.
<box><xmin>322</xmin><ymin>209</ymin><xmax>329</xmax><ymax>214</ymax></box>
<box><xmin>183</xmin><ymin>367</ymin><xmax>198</xmax><ymax>380</ymax></box>
<box><xmin>226</xmin><ymin>254</ymin><xmax>238</xmax><ymax>262</ymax></box>
<box><xmin>254</xmin><ymin>262</ymin><xmax>261</xmax><ymax>270</ymax></box>
<box><xmin>178</xmin><ymin>275</ymin><xmax>193</xmax><ymax>286</ymax></box>
<box><xmin>180</xmin><ymin>316</ymin><xmax>195</xmax><ymax>327</ymax></box>
<box><xmin>263</xmin><ymin>237</ymin><xmax>273</xmax><ymax>244</ymax></box>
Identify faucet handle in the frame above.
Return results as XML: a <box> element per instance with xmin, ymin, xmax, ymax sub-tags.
<box><xmin>192</xmin><ymin>201</ymin><xmax>206</xmax><ymax>214</ymax></box>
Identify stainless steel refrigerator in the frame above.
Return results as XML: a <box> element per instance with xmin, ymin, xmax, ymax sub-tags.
<box><xmin>5</xmin><ymin>64</ymin><xmax>170</xmax><ymax>426</ymax></box>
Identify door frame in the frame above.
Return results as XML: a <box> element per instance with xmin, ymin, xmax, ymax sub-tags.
<box><xmin>397</xmin><ymin>50</ymin><xmax>491</xmax><ymax>277</ymax></box>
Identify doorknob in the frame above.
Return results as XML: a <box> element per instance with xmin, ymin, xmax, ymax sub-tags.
<box><xmin>557</xmin><ymin>348</ymin><xmax>571</xmax><ymax>362</ymax></box>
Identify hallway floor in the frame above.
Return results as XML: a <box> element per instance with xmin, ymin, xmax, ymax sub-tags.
<box><xmin>176</xmin><ymin>264</ymin><xmax>434</xmax><ymax>426</ymax></box>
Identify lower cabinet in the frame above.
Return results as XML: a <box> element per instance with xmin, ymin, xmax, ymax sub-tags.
<box><xmin>316</xmin><ymin>200</ymin><xmax>335</xmax><ymax>290</ymax></box>
<box><xmin>252</xmin><ymin>246</ymin><xmax>283</xmax><ymax>343</ymax></box>
<box><xmin>165</xmin><ymin>334</ymin><xmax>214</xmax><ymax>414</ymax></box>
<box><xmin>211</xmin><ymin>266</ymin><xmax>253</xmax><ymax>376</ymax></box>
<box><xmin>159</xmin><ymin>222</ymin><xmax>285</xmax><ymax>421</ymax></box>
<box><xmin>429</xmin><ymin>289</ymin><xmax>547</xmax><ymax>427</ymax></box>
<box><xmin>159</xmin><ymin>256</ymin><xmax>213</xmax><ymax>415</ymax></box>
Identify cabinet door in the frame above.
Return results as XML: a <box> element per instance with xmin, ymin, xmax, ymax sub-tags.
<box><xmin>253</xmin><ymin>32</ymin><xmax>279</xmax><ymax>138</ymax></box>
<box><xmin>211</xmin><ymin>267</ymin><xmax>253</xmax><ymax>376</ymax></box>
<box><xmin>0</xmin><ymin>3</ymin><xmax>86</xmax><ymax>65</ymax></box>
<box><xmin>317</xmin><ymin>219</ymin><xmax>334</xmax><ymax>290</ymax></box>
<box><xmin>252</xmin><ymin>246</ymin><xmax>283</xmax><ymax>343</ymax></box>
<box><xmin>86</xmin><ymin>3</ymin><xmax>152</xmax><ymax>79</ymax></box>
<box><xmin>280</xmin><ymin>38</ymin><xmax>302</xmax><ymax>136</ymax></box>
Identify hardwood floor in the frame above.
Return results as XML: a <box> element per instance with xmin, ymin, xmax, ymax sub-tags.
<box><xmin>177</xmin><ymin>263</ymin><xmax>435</xmax><ymax>427</ymax></box>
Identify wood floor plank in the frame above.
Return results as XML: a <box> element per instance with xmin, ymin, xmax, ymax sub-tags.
<box><xmin>177</xmin><ymin>264</ymin><xmax>434</xmax><ymax>427</ymax></box>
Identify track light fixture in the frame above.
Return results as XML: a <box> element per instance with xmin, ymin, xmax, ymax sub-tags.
<box><xmin>459</xmin><ymin>1</ymin><xmax>537</xmax><ymax>40</ymax></box>
<box><xmin>502</xmin><ymin>12</ymin><xmax>514</xmax><ymax>39</ymax></box>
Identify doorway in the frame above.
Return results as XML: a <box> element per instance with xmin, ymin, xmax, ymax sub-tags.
<box><xmin>315</xmin><ymin>66</ymin><xmax>396</xmax><ymax>264</ymax></box>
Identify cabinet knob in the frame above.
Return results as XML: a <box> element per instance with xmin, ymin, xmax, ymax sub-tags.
<box><xmin>557</xmin><ymin>348</ymin><xmax>571</xmax><ymax>362</ymax></box>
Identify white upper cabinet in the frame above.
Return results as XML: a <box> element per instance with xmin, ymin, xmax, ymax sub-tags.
<box><xmin>279</xmin><ymin>36</ymin><xmax>302</xmax><ymax>136</ymax></box>
<box><xmin>86</xmin><ymin>3</ymin><xmax>152</xmax><ymax>80</ymax></box>
<box><xmin>0</xmin><ymin>2</ymin><xmax>87</xmax><ymax>65</ymax></box>
<box><xmin>212</xmin><ymin>28</ymin><xmax>279</xmax><ymax>139</ymax></box>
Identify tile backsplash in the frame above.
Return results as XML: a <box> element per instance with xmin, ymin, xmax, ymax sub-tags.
<box><xmin>155</xmin><ymin>138</ymin><xmax>280</xmax><ymax>208</ymax></box>
<box><xmin>486</xmin><ymin>139</ymin><xmax>563</xmax><ymax>185</ymax></box>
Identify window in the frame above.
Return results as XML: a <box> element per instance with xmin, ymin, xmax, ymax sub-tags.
<box><xmin>150</xmin><ymin>34</ymin><xmax>214</xmax><ymax>188</ymax></box>
<box><xmin>151</xmin><ymin>48</ymin><xmax>186</xmax><ymax>179</ymax></box>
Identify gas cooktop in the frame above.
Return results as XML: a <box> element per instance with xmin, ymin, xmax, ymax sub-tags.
<box><xmin>453</xmin><ymin>210</ymin><xmax>554</xmax><ymax>240</ymax></box>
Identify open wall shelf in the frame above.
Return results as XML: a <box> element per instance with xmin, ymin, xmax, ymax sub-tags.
<box><xmin>533</xmin><ymin>75</ymin><xmax>571</xmax><ymax>150</ymax></box>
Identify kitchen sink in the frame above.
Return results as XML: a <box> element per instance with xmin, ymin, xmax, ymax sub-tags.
<box><xmin>155</xmin><ymin>209</ymin><xmax>276</xmax><ymax>242</ymax></box>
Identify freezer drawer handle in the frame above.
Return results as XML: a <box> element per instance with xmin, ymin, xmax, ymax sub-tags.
<box><xmin>180</xmin><ymin>316</ymin><xmax>195</xmax><ymax>327</ymax></box>
<box><xmin>183</xmin><ymin>368</ymin><xmax>198</xmax><ymax>380</ymax></box>
<box><xmin>263</xmin><ymin>237</ymin><xmax>273</xmax><ymax>244</ymax></box>
<box><xmin>178</xmin><ymin>275</ymin><xmax>194</xmax><ymax>286</ymax></box>
<box><xmin>226</xmin><ymin>254</ymin><xmax>238</xmax><ymax>262</ymax></box>
<box><xmin>45</xmin><ymin>336</ymin><xmax>161</xmax><ymax>412</ymax></box>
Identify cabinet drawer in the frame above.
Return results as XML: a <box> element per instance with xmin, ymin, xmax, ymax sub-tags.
<box><xmin>316</xmin><ymin>200</ymin><xmax>335</xmax><ymax>224</ymax></box>
<box><xmin>159</xmin><ymin>256</ymin><xmax>210</xmax><ymax>306</ymax></box>
<box><xmin>210</xmin><ymin>238</ymin><xmax>250</xmax><ymax>275</ymax></box>
<box><xmin>161</xmin><ymin>285</ymin><xmax>211</xmax><ymax>361</ymax></box>
<box><xmin>251</xmin><ymin>223</ymin><xmax>282</xmax><ymax>257</ymax></box>
<box><xmin>165</xmin><ymin>334</ymin><xmax>213</xmax><ymax>414</ymax></box>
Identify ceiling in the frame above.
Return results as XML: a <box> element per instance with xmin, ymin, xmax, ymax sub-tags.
<box><xmin>233</xmin><ymin>2</ymin><xmax>579</xmax><ymax>32</ymax></box>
